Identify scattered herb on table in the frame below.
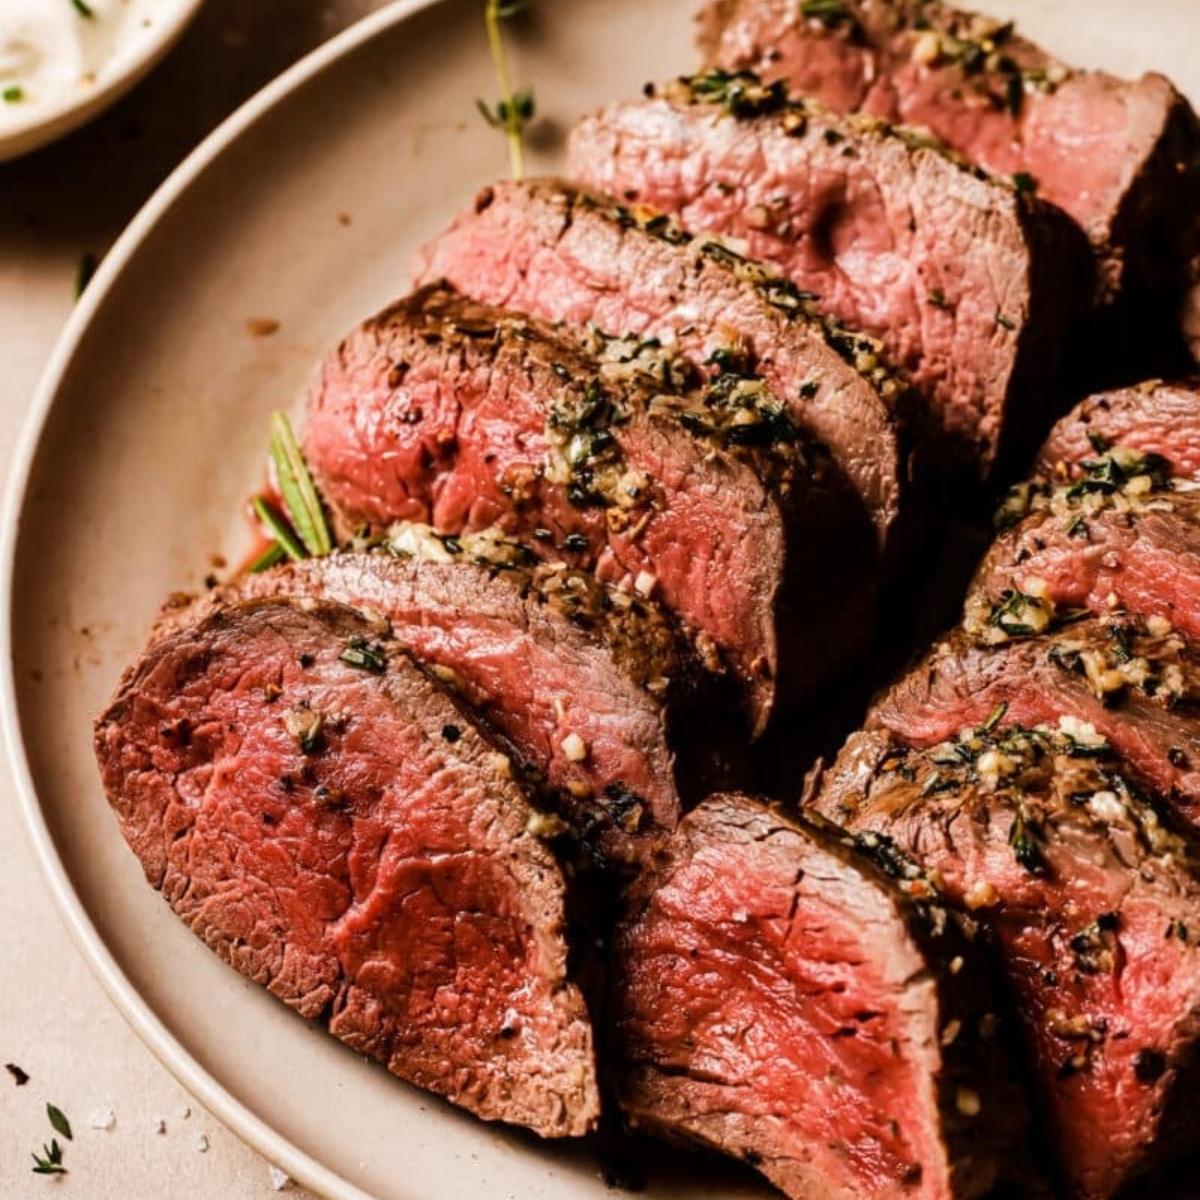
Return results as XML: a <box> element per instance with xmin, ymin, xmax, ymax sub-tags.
<box><xmin>477</xmin><ymin>0</ymin><xmax>534</xmax><ymax>179</ymax></box>
<box><xmin>31</xmin><ymin>1139</ymin><xmax>66</xmax><ymax>1176</ymax></box>
<box><xmin>5</xmin><ymin>1063</ymin><xmax>29</xmax><ymax>1086</ymax></box>
<box><xmin>71</xmin><ymin>0</ymin><xmax>96</xmax><ymax>17</ymax></box>
<box><xmin>2</xmin><ymin>85</ymin><xmax>24</xmax><ymax>103</ymax></box>
<box><xmin>46</xmin><ymin>1103</ymin><xmax>73</xmax><ymax>1141</ymax></box>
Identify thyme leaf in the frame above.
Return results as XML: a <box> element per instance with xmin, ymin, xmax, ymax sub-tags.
<box><xmin>480</xmin><ymin>0</ymin><xmax>533</xmax><ymax>179</ymax></box>
<box><xmin>46</xmin><ymin>1104</ymin><xmax>72</xmax><ymax>1141</ymax></box>
<box><xmin>71</xmin><ymin>0</ymin><xmax>95</xmax><ymax>17</ymax></box>
<box><xmin>269</xmin><ymin>411</ymin><xmax>332</xmax><ymax>557</ymax></box>
<box><xmin>31</xmin><ymin>1138</ymin><xmax>66</xmax><ymax>1176</ymax></box>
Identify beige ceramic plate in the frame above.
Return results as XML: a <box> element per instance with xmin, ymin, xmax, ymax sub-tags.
<box><xmin>4</xmin><ymin>1</ymin><xmax>1200</xmax><ymax>1197</ymax></box>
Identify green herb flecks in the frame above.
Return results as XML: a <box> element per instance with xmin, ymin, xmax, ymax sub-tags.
<box><xmin>268</xmin><ymin>410</ymin><xmax>333</xmax><ymax>557</ymax></box>
<box><xmin>46</xmin><ymin>1104</ymin><xmax>72</xmax><ymax>1141</ymax></box>
<box><xmin>982</xmin><ymin>701</ymin><xmax>1008</xmax><ymax>732</ymax></box>
<box><xmin>1012</xmin><ymin>171</ymin><xmax>1037</xmax><ymax>194</ymax></box>
<box><xmin>2</xmin><ymin>85</ymin><xmax>24</xmax><ymax>103</ymax></box>
<box><xmin>801</xmin><ymin>0</ymin><xmax>849</xmax><ymax>20</ymax></box>
<box><xmin>71</xmin><ymin>0</ymin><xmax>95</xmax><ymax>16</ymax></box>
<box><xmin>251</xmin><ymin>496</ymin><xmax>305</xmax><ymax>563</ymax></box>
<box><xmin>1008</xmin><ymin>807</ymin><xmax>1046</xmax><ymax>874</ymax></box>
<box><xmin>31</xmin><ymin>1138</ymin><xmax>66</xmax><ymax>1176</ymax></box>
<box><xmin>686</xmin><ymin>69</ymin><xmax>789</xmax><ymax>118</ymax></box>
<box><xmin>339</xmin><ymin>636</ymin><xmax>386</xmax><ymax>674</ymax></box>
<box><xmin>478</xmin><ymin>0</ymin><xmax>533</xmax><ymax>179</ymax></box>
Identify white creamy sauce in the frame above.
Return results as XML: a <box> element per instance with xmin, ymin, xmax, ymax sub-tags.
<box><xmin>0</xmin><ymin>0</ymin><xmax>150</xmax><ymax>125</ymax></box>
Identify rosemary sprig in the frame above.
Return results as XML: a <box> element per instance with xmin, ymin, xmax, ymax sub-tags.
<box><xmin>247</xmin><ymin>540</ymin><xmax>287</xmax><ymax>574</ymax></box>
<box><xmin>268</xmin><ymin>411</ymin><xmax>332</xmax><ymax>557</ymax></box>
<box><xmin>252</xmin><ymin>496</ymin><xmax>305</xmax><ymax>562</ymax></box>
<box><xmin>478</xmin><ymin>0</ymin><xmax>533</xmax><ymax>179</ymax></box>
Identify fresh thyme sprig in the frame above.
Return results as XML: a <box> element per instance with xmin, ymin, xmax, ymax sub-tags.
<box><xmin>477</xmin><ymin>0</ymin><xmax>534</xmax><ymax>179</ymax></box>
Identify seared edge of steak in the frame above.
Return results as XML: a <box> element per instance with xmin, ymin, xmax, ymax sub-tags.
<box><xmin>567</xmin><ymin>74</ymin><xmax>1092</xmax><ymax>476</ymax></box>
<box><xmin>612</xmin><ymin>791</ymin><xmax>1032</xmax><ymax>1200</ymax></box>
<box><xmin>413</xmin><ymin>177</ymin><xmax>909</xmax><ymax>555</ymax></box>
<box><xmin>1037</xmin><ymin>380</ymin><xmax>1200</xmax><ymax>483</ymax></box>
<box><xmin>814</xmin><ymin>724</ymin><xmax>1200</xmax><ymax>1198</ymax></box>
<box><xmin>976</xmin><ymin>451</ymin><xmax>1200</xmax><ymax>642</ymax></box>
<box><xmin>303</xmin><ymin>282</ymin><xmax>877</xmax><ymax>736</ymax></box>
<box><xmin>94</xmin><ymin>596</ymin><xmax>599</xmax><ymax>1135</ymax></box>
<box><xmin>695</xmin><ymin>0</ymin><xmax>1200</xmax><ymax>314</ymax></box>
<box><xmin>868</xmin><ymin>619</ymin><xmax>1200</xmax><ymax>821</ymax></box>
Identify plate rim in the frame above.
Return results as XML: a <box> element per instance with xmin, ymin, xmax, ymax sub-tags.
<box><xmin>0</xmin><ymin>3</ymin><xmax>450</xmax><ymax>1197</ymax></box>
<box><xmin>0</xmin><ymin>0</ymin><xmax>209</xmax><ymax>163</ymax></box>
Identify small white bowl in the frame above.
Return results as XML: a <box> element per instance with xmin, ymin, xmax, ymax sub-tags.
<box><xmin>0</xmin><ymin>0</ymin><xmax>205</xmax><ymax>163</ymax></box>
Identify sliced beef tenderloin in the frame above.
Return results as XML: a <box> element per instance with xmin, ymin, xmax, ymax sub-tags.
<box><xmin>698</xmin><ymin>0</ymin><xmax>1200</xmax><ymax>349</ymax></box>
<box><xmin>94</xmin><ymin>597</ymin><xmax>599</xmax><ymax>1135</ymax></box>
<box><xmin>976</xmin><ymin>450</ymin><xmax>1200</xmax><ymax>641</ymax></box>
<box><xmin>1037</xmin><ymin>380</ymin><xmax>1200</xmax><ymax>483</ymax></box>
<box><xmin>612</xmin><ymin>792</ymin><xmax>1032</xmax><ymax>1200</ymax></box>
<box><xmin>155</xmin><ymin>550</ymin><xmax>702</xmax><ymax>870</ymax></box>
<box><xmin>568</xmin><ymin>73</ymin><xmax>1091</xmax><ymax>476</ymax></box>
<box><xmin>413</xmin><ymin>178</ymin><xmax>909</xmax><ymax>554</ymax></box>
<box><xmin>868</xmin><ymin>618</ymin><xmax>1200</xmax><ymax>824</ymax></box>
<box><xmin>304</xmin><ymin>283</ymin><xmax>876</xmax><ymax>736</ymax></box>
<box><xmin>814</xmin><ymin>723</ymin><xmax>1200</xmax><ymax>1199</ymax></box>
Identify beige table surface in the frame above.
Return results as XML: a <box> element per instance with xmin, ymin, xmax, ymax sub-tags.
<box><xmin>2</xmin><ymin>1</ymin><xmax>1200</xmax><ymax>1198</ymax></box>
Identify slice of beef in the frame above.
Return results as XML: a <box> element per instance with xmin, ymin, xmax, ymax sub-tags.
<box><xmin>976</xmin><ymin>453</ymin><xmax>1200</xmax><ymax>641</ymax></box>
<box><xmin>567</xmin><ymin>74</ymin><xmax>1091</xmax><ymax>476</ymax></box>
<box><xmin>156</xmin><ymin>551</ymin><xmax>700</xmax><ymax>870</ymax></box>
<box><xmin>698</xmin><ymin>0</ymin><xmax>1200</xmax><ymax>347</ymax></box>
<box><xmin>304</xmin><ymin>283</ymin><xmax>876</xmax><ymax>736</ymax></box>
<box><xmin>1037</xmin><ymin>380</ymin><xmax>1200</xmax><ymax>483</ymax></box>
<box><xmin>612</xmin><ymin>792</ymin><xmax>1032</xmax><ymax>1200</ymax></box>
<box><xmin>94</xmin><ymin>597</ymin><xmax>599</xmax><ymax>1136</ymax></box>
<box><xmin>868</xmin><ymin>618</ymin><xmax>1200</xmax><ymax>825</ymax></box>
<box><xmin>413</xmin><ymin>178</ymin><xmax>909</xmax><ymax>554</ymax></box>
<box><xmin>814</xmin><ymin>724</ymin><xmax>1200</xmax><ymax>1199</ymax></box>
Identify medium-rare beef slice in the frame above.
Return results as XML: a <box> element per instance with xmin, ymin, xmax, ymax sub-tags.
<box><xmin>977</xmin><ymin>449</ymin><xmax>1200</xmax><ymax>641</ymax></box>
<box><xmin>612</xmin><ymin>792</ymin><xmax>1031</xmax><ymax>1200</ymax></box>
<box><xmin>1037</xmin><ymin>380</ymin><xmax>1200</xmax><ymax>483</ymax></box>
<box><xmin>567</xmin><ymin>73</ymin><xmax>1091</xmax><ymax>476</ymax></box>
<box><xmin>413</xmin><ymin>178</ymin><xmax>909</xmax><ymax>554</ymax></box>
<box><xmin>94</xmin><ymin>597</ymin><xmax>599</xmax><ymax>1136</ymax></box>
<box><xmin>304</xmin><ymin>283</ymin><xmax>875</xmax><ymax>736</ymax></box>
<box><xmin>814</xmin><ymin>723</ymin><xmax>1200</xmax><ymax>1198</ymax></box>
<box><xmin>155</xmin><ymin>551</ymin><xmax>696</xmax><ymax>869</ymax></box>
<box><xmin>868</xmin><ymin>618</ymin><xmax>1200</xmax><ymax>825</ymax></box>
<box><xmin>698</xmin><ymin>0</ymin><xmax>1200</xmax><ymax>339</ymax></box>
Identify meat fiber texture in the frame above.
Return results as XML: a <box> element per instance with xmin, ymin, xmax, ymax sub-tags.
<box><xmin>93</xmin><ymin>597</ymin><xmax>599</xmax><ymax>1136</ymax></box>
<box><xmin>568</xmin><ymin>78</ymin><xmax>1091</xmax><ymax>477</ymax></box>
<box><xmin>1038</xmin><ymin>380</ymin><xmax>1200</xmax><ymax>483</ymax></box>
<box><xmin>815</xmin><ymin>725</ymin><xmax>1200</xmax><ymax>1199</ymax></box>
<box><xmin>413</xmin><ymin>178</ymin><xmax>910</xmax><ymax>559</ymax></box>
<box><xmin>155</xmin><ymin>553</ymin><xmax>693</xmax><ymax>871</ymax></box>
<box><xmin>303</xmin><ymin>283</ymin><xmax>877</xmax><ymax>737</ymax></box>
<box><xmin>869</xmin><ymin>620</ymin><xmax>1200</xmax><ymax>831</ymax></box>
<box><xmin>698</xmin><ymin>0</ymin><xmax>1200</xmax><ymax>352</ymax></box>
<box><xmin>612</xmin><ymin>792</ymin><xmax>1033</xmax><ymax>1200</ymax></box>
